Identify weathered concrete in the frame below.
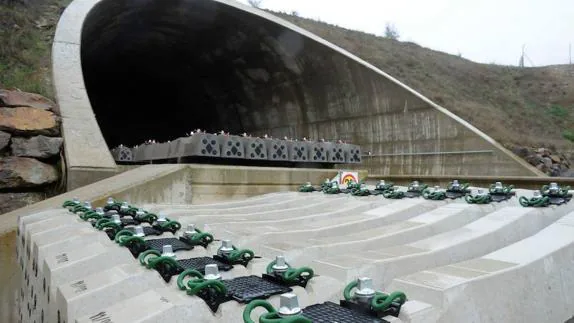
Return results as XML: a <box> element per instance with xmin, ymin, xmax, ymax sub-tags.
<box><xmin>52</xmin><ymin>0</ymin><xmax>542</xmax><ymax>189</ymax></box>
<box><xmin>17</xmin><ymin>186</ymin><xmax>574</xmax><ymax>322</ymax></box>
<box><xmin>0</xmin><ymin>164</ymin><xmax>347</xmax><ymax>323</ymax></box>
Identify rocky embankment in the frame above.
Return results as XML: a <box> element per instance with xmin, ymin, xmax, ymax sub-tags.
<box><xmin>0</xmin><ymin>88</ymin><xmax>63</xmax><ymax>214</ymax></box>
<box><xmin>513</xmin><ymin>146</ymin><xmax>572</xmax><ymax>177</ymax></box>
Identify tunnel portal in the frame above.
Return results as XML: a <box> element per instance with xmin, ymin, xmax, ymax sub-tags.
<box><xmin>81</xmin><ymin>0</ymin><xmax>308</xmax><ymax>147</ymax></box>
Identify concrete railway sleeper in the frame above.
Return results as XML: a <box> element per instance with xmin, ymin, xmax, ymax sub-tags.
<box><xmin>299</xmin><ymin>178</ymin><xmax>573</xmax><ymax>207</ymax></box>
<box><xmin>19</xmin><ymin>181</ymin><xmax>574</xmax><ymax>322</ymax></box>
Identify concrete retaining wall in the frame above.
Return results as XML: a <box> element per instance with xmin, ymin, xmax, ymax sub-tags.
<box><xmin>52</xmin><ymin>0</ymin><xmax>542</xmax><ymax>190</ymax></box>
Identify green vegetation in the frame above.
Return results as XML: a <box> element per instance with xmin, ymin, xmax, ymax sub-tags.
<box><xmin>563</xmin><ymin>130</ymin><xmax>574</xmax><ymax>143</ymax></box>
<box><xmin>0</xmin><ymin>0</ymin><xmax>69</xmax><ymax>98</ymax></box>
<box><xmin>548</xmin><ymin>104</ymin><xmax>569</xmax><ymax>118</ymax></box>
<box><xmin>1</xmin><ymin>1</ymin><xmax>573</xmax><ymax>151</ymax></box>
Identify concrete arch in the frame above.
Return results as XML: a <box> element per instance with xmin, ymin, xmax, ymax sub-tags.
<box><xmin>52</xmin><ymin>0</ymin><xmax>542</xmax><ymax>188</ymax></box>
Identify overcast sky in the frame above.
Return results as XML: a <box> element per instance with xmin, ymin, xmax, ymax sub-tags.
<box><xmin>235</xmin><ymin>0</ymin><xmax>573</xmax><ymax>66</ymax></box>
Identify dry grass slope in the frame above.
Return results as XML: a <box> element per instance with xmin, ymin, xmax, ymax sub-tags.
<box><xmin>275</xmin><ymin>12</ymin><xmax>574</xmax><ymax>151</ymax></box>
<box><xmin>1</xmin><ymin>1</ymin><xmax>573</xmax><ymax>151</ymax></box>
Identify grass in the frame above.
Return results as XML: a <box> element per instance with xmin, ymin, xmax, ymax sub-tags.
<box><xmin>0</xmin><ymin>0</ymin><xmax>69</xmax><ymax>99</ymax></box>
<box><xmin>1</xmin><ymin>2</ymin><xmax>574</xmax><ymax>152</ymax></box>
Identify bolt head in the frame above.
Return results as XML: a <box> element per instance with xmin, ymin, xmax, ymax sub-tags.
<box><xmin>218</xmin><ymin>240</ymin><xmax>234</xmax><ymax>255</ymax></box>
<box><xmin>95</xmin><ymin>207</ymin><xmax>104</xmax><ymax>215</ymax></box>
<box><xmin>550</xmin><ymin>182</ymin><xmax>559</xmax><ymax>191</ymax></box>
<box><xmin>111</xmin><ymin>214</ymin><xmax>121</xmax><ymax>224</ymax></box>
<box><xmin>412</xmin><ymin>181</ymin><xmax>419</xmax><ymax>187</ymax></box>
<box><xmin>495</xmin><ymin>182</ymin><xmax>503</xmax><ymax>188</ymax></box>
<box><xmin>379</xmin><ymin>180</ymin><xmax>386</xmax><ymax>185</ymax></box>
<box><xmin>161</xmin><ymin>245</ymin><xmax>176</xmax><ymax>258</ymax></box>
<box><xmin>272</xmin><ymin>256</ymin><xmax>289</xmax><ymax>272</ymax></box>
<box><xmin>355</xmin><ymin>277</ymin><xmax>376</xmax><ymax>298</ymax></box>
<box><xmin>72</xmin><ymin>197</ymin><xmax>80</xmax><ymax>203</ymax></box>
<box><xmin>278</xmin><ymin>293</ymin><xmax>302</xmax><ymax>316</ymax></box>
<box><xmin>534</xmin><ymin>190</ymin><xmax>542</xmax><ymax>197</ymax></box>
<box><xmin>134</xmin><ymin>226</ymin><xmax>145</xmax><ymax>237</ymax></box>
<box><xmin>106</xmin><ymin>197</ymin><xmax>113</xmax><ymax>205</ymax></box>
<box><xmin>83</xmin><ymin>201</ymin><xmax>91</xmax><ymax>208</ymax></box>
<box><xmin>204</xmin><ymin>264</ymin><xmax>221</xmax><ymax>280</ymax></box>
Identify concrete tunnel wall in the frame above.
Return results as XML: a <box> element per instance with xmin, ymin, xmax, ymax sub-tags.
<box><xmin>52</xmin><ymin>0</ymin><xmax>542</xmax><ymax>189</ymax></box>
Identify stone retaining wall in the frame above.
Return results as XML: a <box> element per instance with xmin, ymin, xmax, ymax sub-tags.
<box><xmin>0</xmin><ymin>88</ymin><xmax>63</xmax><ymax>214</ymax></box>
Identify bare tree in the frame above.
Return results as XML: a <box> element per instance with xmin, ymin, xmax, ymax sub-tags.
<box><xmin>384</xmin><ymin>23</ymin><xmax>400</xmax><ymax>40</ymax></box>
<box><xmin>247</xmin><ymin>0</ymin><xmax>262</xmax><ymax>8</ymax></box>
<box><xmin>291</xmin><ymin>10</ymin><xmax>300</xmax><ymax>17</ymax></box>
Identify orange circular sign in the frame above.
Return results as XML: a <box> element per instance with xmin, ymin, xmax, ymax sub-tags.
<box><xmin>341</xmin><ymin>173</ymin><xmax>358</xmax><ymax>184</ymax></box>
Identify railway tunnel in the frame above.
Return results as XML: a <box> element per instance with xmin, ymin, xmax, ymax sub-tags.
<box><xmin>54</xmin><ymin>0</ymin><xmax>542</xmax><ymax>189</ymax></box>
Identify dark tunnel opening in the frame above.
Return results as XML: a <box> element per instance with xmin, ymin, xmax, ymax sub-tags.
<box><xmin>81</xmin><ymin>0</ymin><xmax>307</xmax><ymax>148</ymax></box>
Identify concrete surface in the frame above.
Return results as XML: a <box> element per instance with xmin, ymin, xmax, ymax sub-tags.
<box><xmin>17</xmin><ymin>184</ymin><xmax>574</xmax><ymax>322</ymax></box>
<box><xmin>0</xmin><ymin>164</ymin><xmax>347</xmax><ymax>323</ymax></box>
<box><xmin>52</xmin><ymin>0</ymin><xmax>542</xmax><ymax>190</ymax></box>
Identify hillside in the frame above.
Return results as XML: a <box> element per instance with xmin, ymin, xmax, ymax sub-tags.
<box><xmin>274</xmin><ymin>12</ymin><xmax>574</xmax><ymax>153</ymax></box>
<box><xmin>1</xmin><ymin>1</ymin><xmax>574</xmax><ymax>154</ymax></box>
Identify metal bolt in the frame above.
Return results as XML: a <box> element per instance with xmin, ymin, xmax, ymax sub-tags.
<box><xmin>120</xmin><ymin>202</ymin><xmax>129</xmax><ymax>210</ymax></box>
<box><xmin>495</xmin><ymin>182</ymin><xmax>503</xmax><ymax>189</ymax></box>
<box><xmin>550</xmin><ymin>182</ymin><xmax>559</xmax><ymax>192</ymax></box>
<box><xmin>272</xmin><ymin>256</ymin><xmax>289</xmax><ymax>273</ymax></box>
<box><xmin>204</xmin><ymin>264</ymin><xmax>222</xmax><ymax>280</ymax></box>
<box><xmin>161</xmin><ymin>245</ymin><xmax>176</xmax><ymax>258</ymax></box>
<box><xmin>111</xmin><ymin>214</ymin><xmax>121</xmax><ymax>224</ymax></box>
<box><xmin>412</xmin><ymin>181</ymin><xmax>419</xmax><ymax>187</ymax></box>
<box><xmin>95</xmin><ymin>207</ymin><xmax>104</xmax><ymax>215</ymax></box>
<box><xmin>136</xmin><ymin>209</ymin><xmax>145</xmax><ymax>217</ymax></box>
<box><xmin>434</xmin><ymin>185</ymin><xmax>441</xmax><ymax>192</ymax></box>
<box><xmin>278</xmin><ymin>293</ymin><xmax>302</xmax><ymax>317</ymax></box>
<box><xmin>354</xmin><ymin>277</ymin><xmax>376</xmax><ymax>304</ymax></box>
<box><xmin>156</xmin><ymin>213</ymin><xmax>168</xmax><ymax>225</ymax></box>
<box><xmin>133</xmin><ymin>226</ymin><xmax>145</xmax><ymax>237</ymax></box>
<box><xmin>72</xmin><ymin>197</ymin><xmax>80</xmax><ymax>204</ymax></box>
<box><xmin>184</xmin><ymin>224</ymin><xmax>196</xmax><ymax>238</ymax></box>
<box><xmin>83</xmin><ymin>201</ymin><xmax>92</xmax><ymax>208</ymax></box>
<box><xmin>379</xmin><ymin>180</ymin><xmax>386</xmax><ymax>185</ymax></box>
<box><xmin>452</xmin><ymin>180</ymin><xmax>459</xmax><ymax>187</ymax></box>
<box><xmin>218</xmin><ymin>240</ymin><xmax>234</xmax><ymax>256</ymax></box>
<box><xmin>106</xmin><ymin>197</ymin><xmax>114</xmax><ymax>205</ymax></box>
<box><xmin>534</xmin><ymin>190</ymin><xmax>542</xmax><ymax>197</ymax></box>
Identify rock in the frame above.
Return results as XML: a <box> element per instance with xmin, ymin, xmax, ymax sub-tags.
<box><xmin>536</xmin><ymin>163</ymin><xmax>548</xmax><ymax>173</ymax></box>
<box><xmin>0</xmin><ymin>131</ymin><xmax>10</xmax><ymax>151</ymax></box>
<box><xmin>537</xmin><ymin>148</ymin><xmax>546</xmax><ymax>155</ymax></box>
<box><xmin>512</xmin><ymin>146</ymin><xmax>529</xmax><ymax>158</ymax></box>
<box><xmin>0</xmin><ymin>107</ymin><xmax>60</xmax><ymax>136</ymax></box>
<box><xmin>542</xmin><ymin>157</ymin><xmax>553</xmax><ymax>168</ymax></box>
<box><xmin>551</xmin><ymin>155</ymin><xmax>562</xmax><ymax>164</ymax></box>
<box><xmin>11</xmin><ymin>135</ymin><xmax>63</xmax><ymax>158</ymax></box>
<box><xmin>0</xmin><ymin>192</ymin><xmax>46</xmax><ymax>215</ymax></box>
<box><xmin>525</xmin><ymin>154</ymin><xmax>543</xmax><ymax>165</ymax></box>
<box><xmin>550</xmin><ymin>165</ymin><xmax>562</xmax><ymax>177</ymax></box>
<box><xmin>0</xmin><ymin>89</ymin><xmax>57</xmax><ymax>112</ymax></box>
<box><xmin>0</xmin><ymin>157</ymin><xmax>59</xmax><ymax>189</ymax></box>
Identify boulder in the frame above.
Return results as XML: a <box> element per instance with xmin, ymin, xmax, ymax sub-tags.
<box><xmin>542</xmin><ymin>157</ymin><xmax>553</xmax><ymax>168</ymax></box>
<box><xmin>512</xmin><ymin>146</ymin><xmax>530</xmax><ymax>158</ymax></box>
<box><xmin>0</xmin><ymin>131</ymin><xmax>10</xmax><ymax>151</ymax></box>
<box><xmin>11</xmin><ymin>135</ymin><xmax>63</xmax><ymax>158</ymax></box>
<box><xmin>550</xmin><ymin>155</ymin><xmax>562</xmax><ymax>164</ymax></box>
<box><xmin>0</xmin><ymin>107</ymin><xmax>60</xmax><ymax>136</ymax></box>
<box><xmin>525</xmin><ymin>154</ymin><xmax>543</xmax><ymax>165</ymax></box>
<box><xmin>0</xmin><ymin>89</ymin><xmax>58</xmax><ymax>112</ymax></box>
<box><xmin>0</xmin><ymin>192</ymin><xmax>46</xmax><ymax>215</ymax></box>
<box><xmin>0</xmin><ymin>157</ymin><xmax>59</xmax><ymax>189</ymax></box>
